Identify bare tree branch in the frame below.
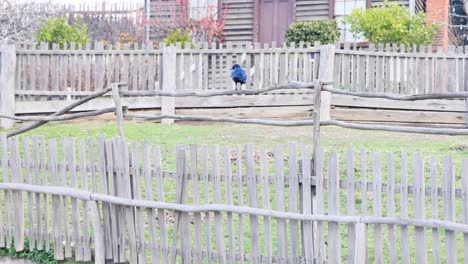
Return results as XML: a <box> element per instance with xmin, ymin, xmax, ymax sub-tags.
<box><xmin>0</xmin><ymin>0</ymin><xmax>62</xmax><ymax>44</ymax></box>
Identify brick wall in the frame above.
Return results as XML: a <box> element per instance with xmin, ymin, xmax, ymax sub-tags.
<box><xmin>426</xmin><ymin>0</ymin><xmax>449</xmax><ymax>49</ymax></box>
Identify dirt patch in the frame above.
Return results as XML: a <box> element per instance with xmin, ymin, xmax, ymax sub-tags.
<box><xmin>451</xmin><ymin>144</ymin><xmax>468</xmax><ymax>152</ymax></box>
<box><xmin>0</xmin><ymin>257</ymin><xmax>35</xmax><ymax>264</ymax></box>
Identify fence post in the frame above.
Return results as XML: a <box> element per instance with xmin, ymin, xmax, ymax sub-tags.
<box><xmin>317</xmin><ymin>44</ymin><xmax>335</xmax><ymax>121</ymax></box>
<box><xmin>111</xmin><ymin>83</ymin><xmax>125</xmax><ymax>139</ymax></box>
<box><xmin>0</xmin><ymin>45</ymin><xmax>16</xmax><ymax>129</ymax></box>
<box><xmin>161</xmin><ymin>44</ymin><xmax>176</xmax><ymax>124</ymax></box>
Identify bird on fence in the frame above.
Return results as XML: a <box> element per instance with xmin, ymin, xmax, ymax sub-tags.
<box><xmin>230</xmin><ymin>64</ymin><xmax>247</xmax><ymax>91</ymax></box>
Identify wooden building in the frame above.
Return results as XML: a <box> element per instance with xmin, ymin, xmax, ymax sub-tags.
<box><xmin>150</xmin><ymin>0</ymin><xmax>458</xmax><ymax>47</ymax></box>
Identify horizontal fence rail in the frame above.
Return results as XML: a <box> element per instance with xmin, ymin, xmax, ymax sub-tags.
<box><xmin>2</xmin><ymin>182</ymin><xmax>468</xmax><ymax>233</ymax></box>
<box><xmin>6</xmin><ymin>80</ymin><xmax>468</xmax><ymax>136</ymax></box>
<box><xmin>2</xmin><ymin>136</ymin><xmax>468</xmax><ymax>263</ymax></box>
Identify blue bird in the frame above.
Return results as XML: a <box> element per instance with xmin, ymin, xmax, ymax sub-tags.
<box><xmin>230</xmin><ymin>64</ymin><xmax>247</xmax><ymax>90</ymax></box>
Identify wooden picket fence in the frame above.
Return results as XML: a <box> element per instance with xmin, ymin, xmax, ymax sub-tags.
<box><xmin>14</xmin><ymin>42</ymin><xmax>320</xmax><ymax>101</ymax></box>
<box><xmin>14</xmin><ymin>42</ymin><xmax>468</xmax><ymax>101</ymax></box>
<box><xmin>2</xmin><ymin>134</ymin><xmax>468</xmax><ymax>263</ymax></box>
<box><xmin>334</xmin><ymin>43</ymin><xmax>468</xmax><ymax>94</ymax></box>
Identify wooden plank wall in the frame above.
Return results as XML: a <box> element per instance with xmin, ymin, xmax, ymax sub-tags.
<box><xmin>3</xmin><ymin>138</ymin><xmax>468</xmax><ymax>263</ymax></box>
<box><xmin>223</xmin><ymin>0</ymin><xmax>255</xmax><ymax>42</ymax></box>
<box><xmin>331</xmin><ymin>94</ymin><xmax>468</xmax><ymax>126</ymax></box>
<box><xmin>334</xmin><ymin>43</ymin><xmax>468</xmax><ymax>94</ymax></box>
<box><xmin>295</xmin><ymin>0</ymin><xmax>329</xmax><ymax>21</ymax></box>
<box><xmin>149</xmin><ymin>0</ymin><xmax>183</xmax><ymax>41</ymax></box>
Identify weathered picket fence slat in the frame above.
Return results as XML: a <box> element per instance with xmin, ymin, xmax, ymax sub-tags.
<box><xmin>372</xmin><ymin>153</ymin><xmax>383</xmax><ymax>264</ymax></box>
<box><xmin>431</xmin><ymin>156</ymin><xmax>441</xmax><ymax>264</ymax></box>
<box><xmin>328</xmin><ymin>151</ymin><xmax>340</xmax><ymax>264</ymax></box>
<box><xmin>400</xmin><ymin>152</ymin><xmax>410</xmax><ymax>264</ymax></box>
<box><xmin>259</xmin><ymin>148</ymin><xmax>272</xmax><ymax>263</ymax></box>
<box><xmin>314</xmin><ymin>147</ymin><xmax>326</xmax><ymax>263</ymax></box>
<box><xmin>463</xmin><ymin>158</ymin><xmax>468</xmax><ymax>264</ymax></box>
<box><xmin>288</xmin><ymin>143</ymin><xmax>300</xmax><ymax>263</ymax></box>
<box><xmin>444</xmin><ymin>156</ymin><xmax>457</xmax><ymax>264</ymax></box>
<box><xmin>386</xmin><ymin>153</ymin><xmax>397</xmax><ymax>263</ymax></box>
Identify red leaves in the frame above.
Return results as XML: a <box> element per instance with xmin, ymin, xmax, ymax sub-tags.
<box><xmin>191</xmin><ymin>4</ymin><xmax>229</xmax><ymax>44</ymax></box>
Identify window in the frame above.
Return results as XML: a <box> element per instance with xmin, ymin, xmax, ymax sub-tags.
<box><xmin>189</xmin><ymin>0</ymin><xmax>218</xmax><ymax>19</ymax></box>
<box><xmin>335</xmin><ymin>0</ymin><xmax>366</xmax><ymax>42</ymax></box>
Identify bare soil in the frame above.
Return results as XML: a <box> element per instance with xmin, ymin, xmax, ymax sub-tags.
<box><xmin>0</xmin><ymin>257</ymin><xmax>35</xmax><ymax>264</ymax></box>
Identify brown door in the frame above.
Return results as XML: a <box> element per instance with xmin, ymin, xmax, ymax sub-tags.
<box><xmin>258</xmin><ymin>0</ymin><xmax>294</xmax><ymax>44</ymax></box>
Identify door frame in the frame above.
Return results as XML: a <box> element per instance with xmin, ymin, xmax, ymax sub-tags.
<box><xmin>253</xmin><ymin>0</ymin><xmax>296</xmax><ymax>43</ymax></box>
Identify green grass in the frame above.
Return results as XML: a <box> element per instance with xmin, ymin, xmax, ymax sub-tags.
<box><xmin>5</xmin><ymin>120</ymin><xmax>468</xmax><ymax>159</ymax></box>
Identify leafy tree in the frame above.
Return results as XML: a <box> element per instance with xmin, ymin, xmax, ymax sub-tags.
<box><xmin>345</xmin><ymin>1</ymin><xmax>439</xmax><ymax>45</ymax></box>
<box><xmin>164</xmin><ymin>29</ymin><xmax>195</xmax><ymax>47</ymax></box>
<box><xmin>285</xmin><ymin>20</ymin><xmax>340</xmax><ymax>45</ymax></box>
<box><xmin>36</xmin><ymin>17</ymin><xmax>89</xmax><ymax>48</ymax></box>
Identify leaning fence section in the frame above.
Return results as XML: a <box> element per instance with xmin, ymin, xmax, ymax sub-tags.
<box><xmin>2</xmin><ymin>135</ymin><xmax>468</xmax><ymax>263</ymax></box>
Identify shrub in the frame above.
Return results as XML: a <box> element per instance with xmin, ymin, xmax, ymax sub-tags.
<box><xmin>0</xmin><ymin>239</ymin><xmax>56</xmax><ymax>264</ymax></box>
<box><xmin>164</xmin><ymin>29</ymin><xmax>194</xmax><ymax>48</ymax></box>
<box><xmin>285</xmin><ymin>20</ymin><xmax>340</xmax><ymax>45</ymax></box>
<box><xmin>36</xmin><ymin>17</ymin><xmax>89</xmax><ymax>48</ymax></box>
<box><xmin>345</xmin><ymin>1</ymin><xmax>439</xmax><ymax>46</ymax></box>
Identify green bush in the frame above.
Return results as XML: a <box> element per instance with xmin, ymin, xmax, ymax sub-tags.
<box><xmin>345</xmin><ymin>1</ymin><xmax>439</xmax><ymax>45</ymax></box>
<box><xmin>36</xmin><ymin>17</ymin><xmax>89</xmax><ymax>48</ymax></box>
<box><xmin>285</xmin><ymin>20</ymin><xmax>340</xmax><ymax>45</ymax></box>
<box><xmin>164</xmin><ymin>29</ymin><xmax>194</xmax><ymax>48</ymax></box>
<box><xmin>0</xmin><ymin>239</ymin><xmax>56</xmax><ymax>264</ymax></box>
<box><xmin>0</xmin><ymin>238</ymin><xmax>94</xmax><ymax>263</ymax></box>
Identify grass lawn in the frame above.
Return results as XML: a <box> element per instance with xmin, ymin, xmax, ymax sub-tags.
<box><xmin>5</xmin><ymin>119</ymin><xmax>468</xmax><ymax>160</ymax></box>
